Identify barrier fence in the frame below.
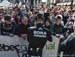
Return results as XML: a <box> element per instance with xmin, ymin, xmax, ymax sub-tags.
<box><xmin>0</xmin><ymin>35</ymin><xmax>62</xmax><ymax>57</ymax></box>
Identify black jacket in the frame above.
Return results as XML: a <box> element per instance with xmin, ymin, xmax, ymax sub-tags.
<box><xmin>17</xmin><ymin>24</ymin><xmax>30</xmax><ymax>36</ymax></box>
<box><xmin>53</xmin><ymin>23</ymin><xmax>64</xmax><ymax>35</ymax></box>
<box><xmin>1</xmin><ymin>22</ymin><xmax>16</xmax><ymax>35</ymax></box>
<box><xmin>27</xmin><ymin>24</ymin><xmax>52</xmax><ymax>48</ymax></box>
<box><xmin>61</xmin><ymin>32</ymin><xmax>75</xmax><ymax>57</ymax></box>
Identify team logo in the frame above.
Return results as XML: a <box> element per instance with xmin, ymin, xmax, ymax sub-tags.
<box><xmin>33</xmin><ymin>31</ymin><xmax>47</xmax><ymax>38</ymax></box>
<box><xmin>38</xmin><ymin>27</ymin><xmax>43</xmax><ymax>30</ymax></box>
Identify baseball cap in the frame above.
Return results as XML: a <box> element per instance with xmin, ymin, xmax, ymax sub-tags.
<box><xmin>55</xmin><ymin>15</ymin><xmax>62</xmax><ymax>20</ymax></box>
<box><xmin>37</xmin><ymin>13</ymin><xmax>44</xmax><ymax>20</ymax></box>
<box><xmin>4</xmin><ymin>15</ymin><xmax>11</xmax><ymax>21</ymax></box>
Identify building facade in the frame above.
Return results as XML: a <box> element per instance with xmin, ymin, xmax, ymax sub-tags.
<box><xmin>57</xmin><ymin>0</ymin><xmax>74</xmax><ymax>3</ymax></box>
<box><xmin>0</xmin><ymin>0</ymin><xmax>15</xmax><ymax>3</ymax></box>
<box><xmin>46</xmin><ymin>0</ymin><xmax>75</xmax><ymax>4</ymax></box>
<box><xmin>56</xmin><ymin>0</ymin><xmax>75</xmax><ymax>5</ymax></box>
<box><xmin>45</xmin><ymin>0</ymin><xmax>56</xmax><ymax>7</ymax></box>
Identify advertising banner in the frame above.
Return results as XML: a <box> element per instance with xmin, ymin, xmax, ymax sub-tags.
<box><xmin>0</xmin><ymin>35</ymin><xmax>28</xmax><ymax>57</ymax></box>
<box><xmin>0</xmin><ymin>35</ymin><xmax>60</xmax><ymax>57</ymax></box>
<box><xmin>43</xmin><ymin>36</ymin><xmax>60</xmax><ymax>57</ymax></box>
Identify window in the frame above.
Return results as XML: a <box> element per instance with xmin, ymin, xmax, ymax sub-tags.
<box><xmin>59</xmin><ymin>0</ymin><xmax>70</xmax><ymax>2</ymax></box>
<box><xmin>73</xmin><ymin>0</ymin><xmax>75</xmax><ymax>2</ymax></box>
<box><xmin>65</xmin><ymin>0</ymin><xmax>69</xmax><ymax>2</ymax></box>
<box><xmin>63</xmin><ymin>0</ymin><xmax>65</xmax><ymax>2</ymax></box>
<box><xmin>59</xmin><ymin>0</ymin><xmax>63</xmax><ymax>3</ymax></box>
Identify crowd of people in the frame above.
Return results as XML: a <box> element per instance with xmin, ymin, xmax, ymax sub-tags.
<box><xmin>0</xmin><ymin>1</ymin><xmax>75</xmax><ymax>57</ymax></box>
<box><xmin>0</xmin><ymin>4</ymin><xmax>74</xmax><ymax>38</ymax></box>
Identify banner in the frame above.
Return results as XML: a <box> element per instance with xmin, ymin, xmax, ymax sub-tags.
<box><xmin>0</xmin><ymin>35</ymin><xmax>60</xmax><ymax>57</ymax></box>
<box><xmin>0</xmin><ymin>35</ymin><xmax>29</xmax><ymax>57</ymax></box>
<box><xmin>42</xmin><ymin>36</ymin><xmax>60</xmax><ymax>57</ymax></box>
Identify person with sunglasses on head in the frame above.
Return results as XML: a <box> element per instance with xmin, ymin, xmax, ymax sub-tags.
<box><xmin>1</xmin><ymin>15</ymin><xmax>16</xmax><ymax>36</ymax></box>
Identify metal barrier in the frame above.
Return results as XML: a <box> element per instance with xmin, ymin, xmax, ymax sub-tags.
<box><xmin>0</xmin><ymin>35</ymin><xmax>29</xmax><ymax>57</ymax></box>
<box><xmin>0</xmin><ymin>35</ymin><xmax>62</xmax><ymax>57</ymax></box>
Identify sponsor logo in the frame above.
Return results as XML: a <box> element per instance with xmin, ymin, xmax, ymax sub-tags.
<box><xmin>0</xmin><ymin>44</ymin><xmax>27</xmax><ymax>57</ymax></box>
<box><xmin>33</xmin><ymin>31</ymin><xmax>47</xmax><ymax>38</ymax></box>
<box><xmin>46</xmin><ymin>42</ymin><xmax>55</xmax><ymax>50</ymax></box>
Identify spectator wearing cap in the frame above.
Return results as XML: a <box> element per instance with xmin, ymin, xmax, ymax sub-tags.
<box><xmin>1</xmin><ymin>15</ymin><xmax>16</xmax><ymax>36</ymax></box>
<box><xmin>53</xmin><ymin>15</ymin><xmax>65</xmax><ymax>57</ymax></box>
<box><xmin>53</xmin><ymin>15</ymin><xmax>64</xmax><ymax>36</ymax></box>
<box><xmin>55</xmin><ymin>15</ymin><xmax>64</xmax><ymax>26</ymax></box>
